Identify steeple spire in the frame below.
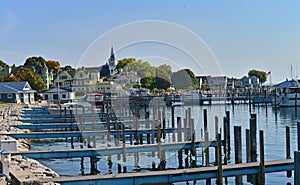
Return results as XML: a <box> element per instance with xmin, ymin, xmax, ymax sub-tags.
<box><xmin>108</xmin><ymin>46</ymin><xmax>116</xmax><ymax>76</ymax></box>
<box><xmin>110</xmin><ymin>46</ymin><xmax>115</xmax><ymax>61</ymax></box>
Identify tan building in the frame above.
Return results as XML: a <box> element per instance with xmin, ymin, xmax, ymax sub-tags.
<box><xmin>72</xmin><ymin>67</ymin><xmax>100</xmax><ymax>94</ymax></box>
<box><xmin>95</xmin><ymin>79</ymin><xmax>113</xmax><ymax>94</ymax></box>
<box><xmin>52</xmin><ymin>70</ymin><xmax>74</xmax><ymax>88</ymax></box>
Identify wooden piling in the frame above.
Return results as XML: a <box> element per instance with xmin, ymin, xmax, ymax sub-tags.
<box><xmin>203</xmin><ymin>109</ymin><xmax>208</xmax><ymax>131</ymax></box>
<box><xmin>286</xmin><ymin>126</ymin><xmax>292</xmax><ymax>178</ymax></box>
<box><xmin>157</xmin><ymin>120</ymin><xmax>162</xmax><ymax>160</ymax></box>
<box><xmin>215</xmin><ymin>116</ymin><xmax>219</xmax><ymax>138</ymax></box>
<box><xmin>258</xmin><ymin>130</ymin><xmax>265</xmax><ymax>185</ymax></box>
<box><xmin>216</xmin><ymin>133</ymin><xmax>223</xmax><ymax>185</ymax></box>
<box><xmin>234</xmin><ymin>126</ymin><xmax>242</xmax><ymax>185</ymax></box>
<box><xmin>107</xmin><ymin>112</ymin><xmax>111</xmax><ymax>142</ymax></box>
<box><xmin>191</xmin><ymin>131</ymin><xmax>196</xmax><ymax>157</ymax></box>
<box><xmin>250</xmin><ymin>115</ymin><xmax>257</xmax><ymax>162</ymax></box>
<box><xmin>223</xmin><ymin>117</ymin><xmax>227</xmax><ymax>156</ymax></box>
<box><xmin>177</xmin><ymin>116</ymin><xmax>183</xmax><ymax>169</ymax></box>
<box><xmin>122</xmin><ymin>123</ymin><xmax>126</xmax><ymax>163</ymax></box>
<box><xmin>205</xmin><ymin>131</ymin><xmax>209</xmax><ymax>166</ymax></box>
<box><xmin>118</xmin><ymin>164</ymin><xmax>122</xmax><ymax>173</ymax></box>
<box><xmin>162</xmin><ymin>109</ymin><xmax>166</xmax><ymax>139</ymax></box>
<box><xmin>64</xmin><ymin>107</ymin><xmax>67</xmax><ymax>122</ymax></box>
<box><xmin>246</xmin><ymin>128</ymin><xmax>251</xmax><ymax>182</ymax></box>
<box><xmin>248</xmin><ymin>89</ymin><xmax>252</xmax><ymax>113</ymax></box>
<box><xmin>297</xmin><ymin>122</ymin><xmax>300</xmax><ymax>150</ymax></box>
<box><xmin>205</xmin><ymin>131</ymin><xmax>211</xmax><ymax>185</ymax></box>
<box><xmin>171</xmin><ymin>105</ymin><xmax>175</xmax><ymax>128</ymax></box>
<box><xmin>234</xmin><ymin>126</ymin><xmax>242</xmax><ymax>164</ymax></box>
<box><xmin>225</xmin><ymin>111</ymin><xmax>230</xmax><ymax>156</ymax></box>
<box><xmin>177</xmin><ymin>117</ymin><xmax>182</xmax><ymax>142</ymax></box>
<box><xmin>215</xmin><ymin>116</ymin><xmax>219</xmax><ymax>166</ymax></box>
<box><xmin>184</xmin><ymin>118</ymin><xmax>187</xmax><ymax>141</ymax></box>
<box><xmin>135</xmin><ymin>116</ymin><xmax>139</xmax><ymax>145</ymax></box>
<box><xmin>115</xmin><ymin>114</ymin><xmax>119</xmax><ymax>146</ymax></box>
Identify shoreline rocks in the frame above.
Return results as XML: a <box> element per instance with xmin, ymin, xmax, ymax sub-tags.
<box><xmin>0</xmin><ymin>104</ymin><xmax>60</xmax><ymax>185</ymax></box>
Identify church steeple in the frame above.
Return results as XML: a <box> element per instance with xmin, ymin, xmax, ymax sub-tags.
<box><xmin>108</xmin><ymin>46</ymin><xmax>116</xmax><ymax>76</ymax></box>
<box><xmin>110</xmin><ymin>46</ymin><xmax>115</xmax><ymax>61</ymax></box>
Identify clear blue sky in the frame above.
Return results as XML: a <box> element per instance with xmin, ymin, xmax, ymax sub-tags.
<box><xmin>1</xmin><ymin>0</ymin><xmax>300</xmax><ymax>83</ymax></box>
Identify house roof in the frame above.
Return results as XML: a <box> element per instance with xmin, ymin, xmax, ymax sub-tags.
<box><xmin>0</xmin><ymin>81</ymin><xmax>35</xmax><ymax>93</ymax></box>
<box><xmin>114</xmin><ymin>71</ymin><xmax>141</xmax><ymax>79</ymax></box>
<box><xmin>42</xmin><ymin>87</ymin><xmax>74</xmax><ymax>93</ymax></box>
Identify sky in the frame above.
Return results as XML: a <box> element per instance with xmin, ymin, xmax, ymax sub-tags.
<box><xmin>1</xmin><ymin>0</ymin><xmax>300</xmax><ymax>83</ymax></box>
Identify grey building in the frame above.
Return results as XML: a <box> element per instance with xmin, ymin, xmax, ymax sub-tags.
<box><xmin>0</xmin><ymin>81</ymin><xmax>36</xmax><ymax>103</ymax></box>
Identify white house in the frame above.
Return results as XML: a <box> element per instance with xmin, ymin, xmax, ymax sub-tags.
<box><xmin>113</xmin><ymin>71</ymin><xmax>141</xmax><ymax>86</ymax></box>
<box><xmin>42</xmin><ymin>87</ymin><xmax>75</xmax><ymax>102</ymax></box>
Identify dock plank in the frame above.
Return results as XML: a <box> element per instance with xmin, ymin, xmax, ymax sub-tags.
<box><xmin>12</xmin><ymin>140</ymin><xmax>219</xmax><ymax>159</ymax></box>
<box><xmin>38</xmin><ymin>159</ymin><xmax>294</xmax><ymax>185</ymax></box>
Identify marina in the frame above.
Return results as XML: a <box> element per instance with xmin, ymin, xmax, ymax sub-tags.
<box><xmin>1</xmin><ymin>99</ymin><xmax>300</xmax><ymax>184</ymax></box>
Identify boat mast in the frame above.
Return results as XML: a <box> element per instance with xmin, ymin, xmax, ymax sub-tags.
<box><xmin>291</xmin><ymin>65</ymin><xmax>293</xmax><ymax>80</ymax></box>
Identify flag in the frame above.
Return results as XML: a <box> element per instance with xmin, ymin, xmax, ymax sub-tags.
<box><xmin>266</xmin><ymin>71</ymin><xmax>271</xmax><ymax>77</ymax></box>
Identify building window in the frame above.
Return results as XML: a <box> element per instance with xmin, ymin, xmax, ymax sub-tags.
<box><xmin>62</xmin><ymin>94</ymin><xmax>67</xmax><ymax>99</ymax></box>
<box><xmin>61</xmin><ymin>75</ymin><xmax>67</xmax><ymax>79</ymax></box>
<box><xmin>7</xmin><ymin>93</ymin><xmax>12</xmax><ymax>99</ymax></box>
<box><xmin>0</xmin><ymin>94</ymin><xmax>1</xmax><ymax>99</ymax></box>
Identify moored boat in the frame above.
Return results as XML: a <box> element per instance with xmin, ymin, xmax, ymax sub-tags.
<box><xmin>278</xmin><ymin>86</ymin><xmax>300</xmax><ymax>107</ymax></box>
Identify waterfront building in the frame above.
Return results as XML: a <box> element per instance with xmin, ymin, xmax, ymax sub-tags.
<box><xmin>0</xmin><ymin>81</ymin><xmax>36</xmax><ymax>103</ymax></box>
<box><xmin>41</xmin><ymin>87</ymin><xmax>75</xmax><ymax>102</ymax></box>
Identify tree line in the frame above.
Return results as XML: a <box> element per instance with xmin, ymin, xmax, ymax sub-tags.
<box><xmin>0</xmin><ymin>57</ymin><xmax>268</xmax><ymax>93</ymax></box>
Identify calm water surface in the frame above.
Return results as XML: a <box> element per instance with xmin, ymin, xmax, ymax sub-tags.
<box><xmin>31</xmin><ymin>104</ymin><xmax>299</xmax><ymax>184</ymax></box>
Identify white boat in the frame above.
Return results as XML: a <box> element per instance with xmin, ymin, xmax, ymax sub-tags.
<box><xmin>278</xmin><ymin>87</ymin><xmax>300</xmax><ymax>107</ymax></box>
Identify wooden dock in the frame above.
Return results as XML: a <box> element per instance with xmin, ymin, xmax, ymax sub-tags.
<box><xmin>38</xmin><ymin>159</ymin><xmax>294</xmax><ymax>185</ymax></box>
<box><xmin>12</xmin><ymin>140</ymin><xmax>219</xmax><ymax>159</ymax></box>
<box><xmin>1</xmin><ymin>128</ymin><xmax>176</xmax><ymax>139</ymax></box>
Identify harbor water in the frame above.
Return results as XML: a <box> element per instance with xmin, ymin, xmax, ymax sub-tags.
<box><xmin>30</xmin><ymin>104</ymin><xmax>298</xmax><ymax>184</ymax></box>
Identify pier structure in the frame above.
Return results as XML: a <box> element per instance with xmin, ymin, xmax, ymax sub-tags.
<box><xmin>1</xmin><ymin>101</ymin><xmax>299</xmax><ymax>185</ymax></box>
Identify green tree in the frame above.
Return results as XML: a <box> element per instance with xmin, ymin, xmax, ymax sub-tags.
<box><xmin>24</xmin><ymin>56</ymin><xmax>47</xmax><ymax>70</ymax></box>
<box><xmin>15</xmin><ymin>68</ymin><xmax>46</xmax><ymax>92</ymax></box>
<box><xmin>171</xmin><ymin>69</ymin><xmax>198</xmax><ymax>89</ymax></box>
<box><xmin>248</xmin><ymin>69</ymin><xmax>267</xmax><ymax>84</ymax></box>
<box><xmin>156</xmin><ymin>67</ymin><xmax>171</xmax><ymax>82</ymax></box>
<box><xmin>141</xmin><ymin>76</ymin><xmax>171</xmax><ymax>90</ymax></box>
<box><xmin>116</xmin><ymin>58</ymin><xmax>136</xmax><ymax>71</ymax></box>
<box><xmin>0</xmin><ymin>60</ymin><xmax>8</xmax><ymax>68</ymax></box>
<box><xmin>141</xmin><ymin>76</ymin><xmax>155</xmax><ymax>89</ymax></box>
<box><xmin>158</xmin><ymin>64</ymin><xmax>172</xmax><ymax>77</ymax></box>
<box><xmin>126</xmin><ymin>60</ymin><xmax>156</xmax><ymax>78</ymax></box>
<box><xmin>150</xmin><ymin>77</ymin><xmax>172</xmax><ymax>90</ymax></box>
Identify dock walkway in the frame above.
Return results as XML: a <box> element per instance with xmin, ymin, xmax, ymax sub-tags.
<box><xmin>39</xmin><ymin>159</ymin><xmax>293</xmax><ymax>185</ymax></box>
